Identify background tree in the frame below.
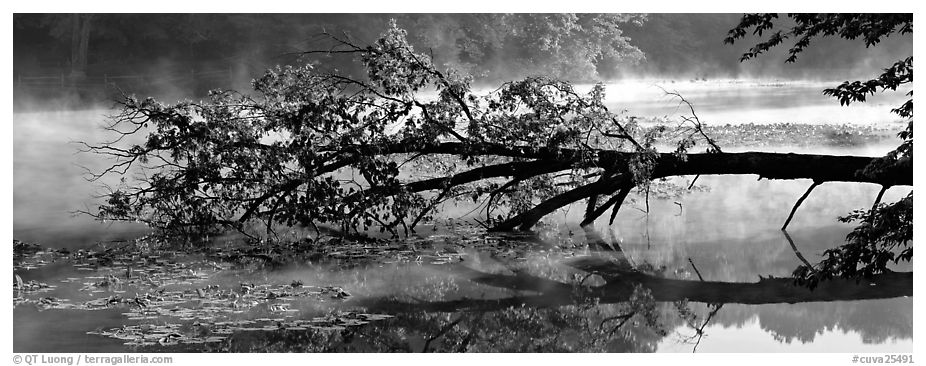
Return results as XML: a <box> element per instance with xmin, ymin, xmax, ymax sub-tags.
<box><xmin>14</xmin><ymin>14</ymin><xmax>644</xmax><ymax>83</ymax></box>
<box><xmin>68</xmin><ymin>14</ymin><xmax>94</xmax><ymax>78</ymax></box>
<box><xmin>15</xmin><ymin>13</ymin><xmax>910</xmax><ymax>93</ymax></box>
<box><xmin>724</xmin><ymin>13</ymin><xmax>912</xmax><ymax>288</ymax></box>
<box><xmin>398</xmin><ymin>14</ymin><xmax>646</xmax><ymax>81</ymax></box>
<box><xmin>619</xmin><ymin>13</ymin><xmax>911</xmax><ymax>79</ymax></box>
<box><xmin>13</xmin><ymin>14</ymin><xmax>96</xmax><ymax>78</ymax></box>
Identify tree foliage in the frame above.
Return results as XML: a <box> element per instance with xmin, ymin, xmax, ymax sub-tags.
<box><xmin>80</xmin><ymin>21</ymin><xmax>720</xmax><ymax>239</ymax></box>
<box><xmin>793</xmin><ymin>193</ymin><xmax>913</xmax><ymax>288</ymax></box>
<box><xmin>400</xmin><ymin>14</ymin><xmax>646</xmax><ymax>81</ymax></box>
<box><xmin>15</xmin><ymin>14</ymin><xmax>644</xmax><ymax>83</ymax></box>
<box><xmin>724</xmin><ymin>13</ymin><xmax>913</xmax><ymax>287</ymax></box>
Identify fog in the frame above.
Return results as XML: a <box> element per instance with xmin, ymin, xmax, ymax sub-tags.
<box><xmin>14</xmin><ymin>14</ymin><xmax>913</xmax><ymax>111</ymax></box>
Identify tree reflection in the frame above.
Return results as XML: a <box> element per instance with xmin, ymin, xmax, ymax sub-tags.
<box><xmin>158</xmin><ymin>227</ymin><xmax>910</xmax><ymax>353</ymax></box>
<box><xmin>190</xmin><ymin>291</ymin><xmax>667</xmax><ymax>352</ymax></box>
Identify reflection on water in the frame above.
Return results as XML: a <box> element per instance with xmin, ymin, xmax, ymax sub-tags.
<box><xmin>13</xmin><ymin>81</ymin><xmax>912</xmax><ymax>352</ymax></box>
<box><xmin>659</xmin><ymin>300</ymin><xmax>913</xmax><ymax>352</ymax></box>
<box><xmin>13</xmin><ymin>215</ymin><xmax>913</xmax><ymax>353</ymax></box>
<box><xmin>13</xmin><ymin>232</ymin><xmax>912</xmax><ymax>352</ymax></box>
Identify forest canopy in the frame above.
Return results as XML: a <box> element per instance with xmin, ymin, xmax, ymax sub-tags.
<box><xmin>14</xmin><ymin>13</ymin><xmax>912</xmax><ymax>84</ymax></box>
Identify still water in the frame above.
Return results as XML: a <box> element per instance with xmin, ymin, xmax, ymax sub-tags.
<box><xmin>13</xmin><ymin>80</ymin><xmax>912</xmax><ymax>352</ymax></box>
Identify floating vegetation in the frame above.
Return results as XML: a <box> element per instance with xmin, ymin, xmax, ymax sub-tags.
<box><xmin>12</xmin><ymin>274</ymin><xmax>56</xmax><ymax>307</ymax></box>
<box><xmin>13</xmin><ymin>275</ymin><xmax>54</xmax><ymax>294</ymax></box>
<box><xmin>319</xmin><ymin>286</ymin><xmax>351</xmax><ymax>299</ymax></box>
<box><xmin>13</xmin><ymin>232</ymin><xmax>569</xmax><ymax>351</ymax></box>
<box><xmin>88</xmin><ymin>323</ymin><xmax>227</xmax><ymax>347</ymax></box>
<box><xmin>701</xmin><ymin>123</ymin><xmax>898</xmax><ymax>148</ymax></box>
<box><xmin>71</xmin><ymin>254</ymin><xmax>227</xmax><ymax>292</ymax></box>
<box><xmin>88</xmin><ymin>312</ymin><xmax>394</xmax><ymax>346</ymax></box>
<box><xmin>14</xmin><ymin>296</ymin><xmax>65</xmax><ymax>309</ymax></box>
<box><xmin>27</xmin><ymin>280</ymin><xmax>356</xmax><ymax>313</ymax></box>
<box><xmin>13</xmin><ymin>239</ymin><xmax>70</xmax><ymax>270</ymax></box>
<box><xmin>13</xmin><ymin>239</ymin><xmax>44</xmax><ymax>254</ymax></box>
<box><xmin>207</xmin><ymin>228</ymin><xmax>544</xmax><ymax>269</ymax></box>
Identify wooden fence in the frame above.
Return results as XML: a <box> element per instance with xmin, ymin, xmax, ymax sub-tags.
<box><xmin>15</xmin><ymin>66</ymin><xmax>241</xmax><ymax>90</ymax></box>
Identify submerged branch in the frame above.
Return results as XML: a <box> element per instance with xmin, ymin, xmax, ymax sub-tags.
<box><xmin>782</xmin><ymin>230</ymin><xmax>816</xmax><ymax>270</ymax></box>
<box><xmin>581</xmin><ymin>182</ymin><xmax>633</xmax><ymax>227</ymax></box>
<box><xmin>781</xmin><ymin>180</ymin><xmax>822</xmax><ymax>231</ymax></box>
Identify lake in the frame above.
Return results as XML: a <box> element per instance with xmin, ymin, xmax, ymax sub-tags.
<box><xmin>12</xmin><ymin>79</ymin><xmax>913</xmax><ymax>352</ymax></box>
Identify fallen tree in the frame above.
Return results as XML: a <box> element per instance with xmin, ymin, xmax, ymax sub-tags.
<box><xmin>82</xmin><ymin>22</ymin><xmax>910</xmax><ymax>235</ymax></box>
<box><xmin>82</xmin><ymin>20</ymin><xmax>911</xmax><ymax>288</ymax></box>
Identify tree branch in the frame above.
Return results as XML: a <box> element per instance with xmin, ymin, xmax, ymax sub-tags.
<box><xmin>781</xmin><ymin>180</ymin><xmax>822</xmax><ymax>231</ymax></box>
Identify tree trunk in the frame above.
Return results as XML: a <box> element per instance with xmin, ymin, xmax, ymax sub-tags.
<box><xmin>69</xmin><ymin>14</ymin><xmax>93</xmax><ymax>79</ymax></box>
<box><xmin>491</xmin><ymin>174</ymin><xmax>626</xmax><ymax>231</ymax></box>
<box><xmin>359</xmin><ymin>262</ymin><xmax>911</xmax><ymax>313</ymax></box>
<box><xmin>316</xmin><ymin>142</ymin><xmax>911</xmax><ymax>232</ymax></box>
<box><xmin>340</xmin><ymin>142</ymin><xmax>911</xmax><ymax>186</ymax></box>
<box><xmin>581</xmin><ymin>182</ymin><xmax>634</xmax><ymax>227</ymax></box>
<box><xmin>567</xmin><ymin>256</ymin><xmax>912</xmax><ymax>304</ymax></box>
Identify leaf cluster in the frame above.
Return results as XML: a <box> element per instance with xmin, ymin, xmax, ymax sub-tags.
<box><xmin>83</xmin><ymin>21</ymin><xmax>718</xmax><ymax>240</ymax></box>
<box><xmin>793</xmin><ymin>192</ymin><xmax>912</xmax><ymax>289</ymax></box>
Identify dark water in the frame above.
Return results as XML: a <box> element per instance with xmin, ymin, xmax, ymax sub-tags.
<box><xmin>13</xmin><ymin>82</ymin><xmax>913</xmax><ymax>352</ymax></box>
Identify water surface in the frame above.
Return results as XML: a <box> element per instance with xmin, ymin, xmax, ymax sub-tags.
<box><xmin>13</xmin><ymin>81</ymin><xmax>912</xmax><ymax>352</ymax></box>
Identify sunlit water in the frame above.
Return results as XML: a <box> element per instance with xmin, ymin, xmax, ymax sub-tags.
<box><xmin>13</xmin><ymin>81</ymin><xmax>912</xmax><ymax>352</ymax></box>
<box><xmin>598</xmin><ymin>79</ymin><xmax>911</xmax><ymax>125</ymax></box>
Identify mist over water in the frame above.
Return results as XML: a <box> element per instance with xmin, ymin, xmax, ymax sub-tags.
<box><xmin>13</xmin><ymin>109</ymin><xmax>149</xmax><ymax>248</ymax></box>
<box><xmin>12</xmin><ymin>79</ymin><xmax>909</xmax><ymax>249</ymax></box>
